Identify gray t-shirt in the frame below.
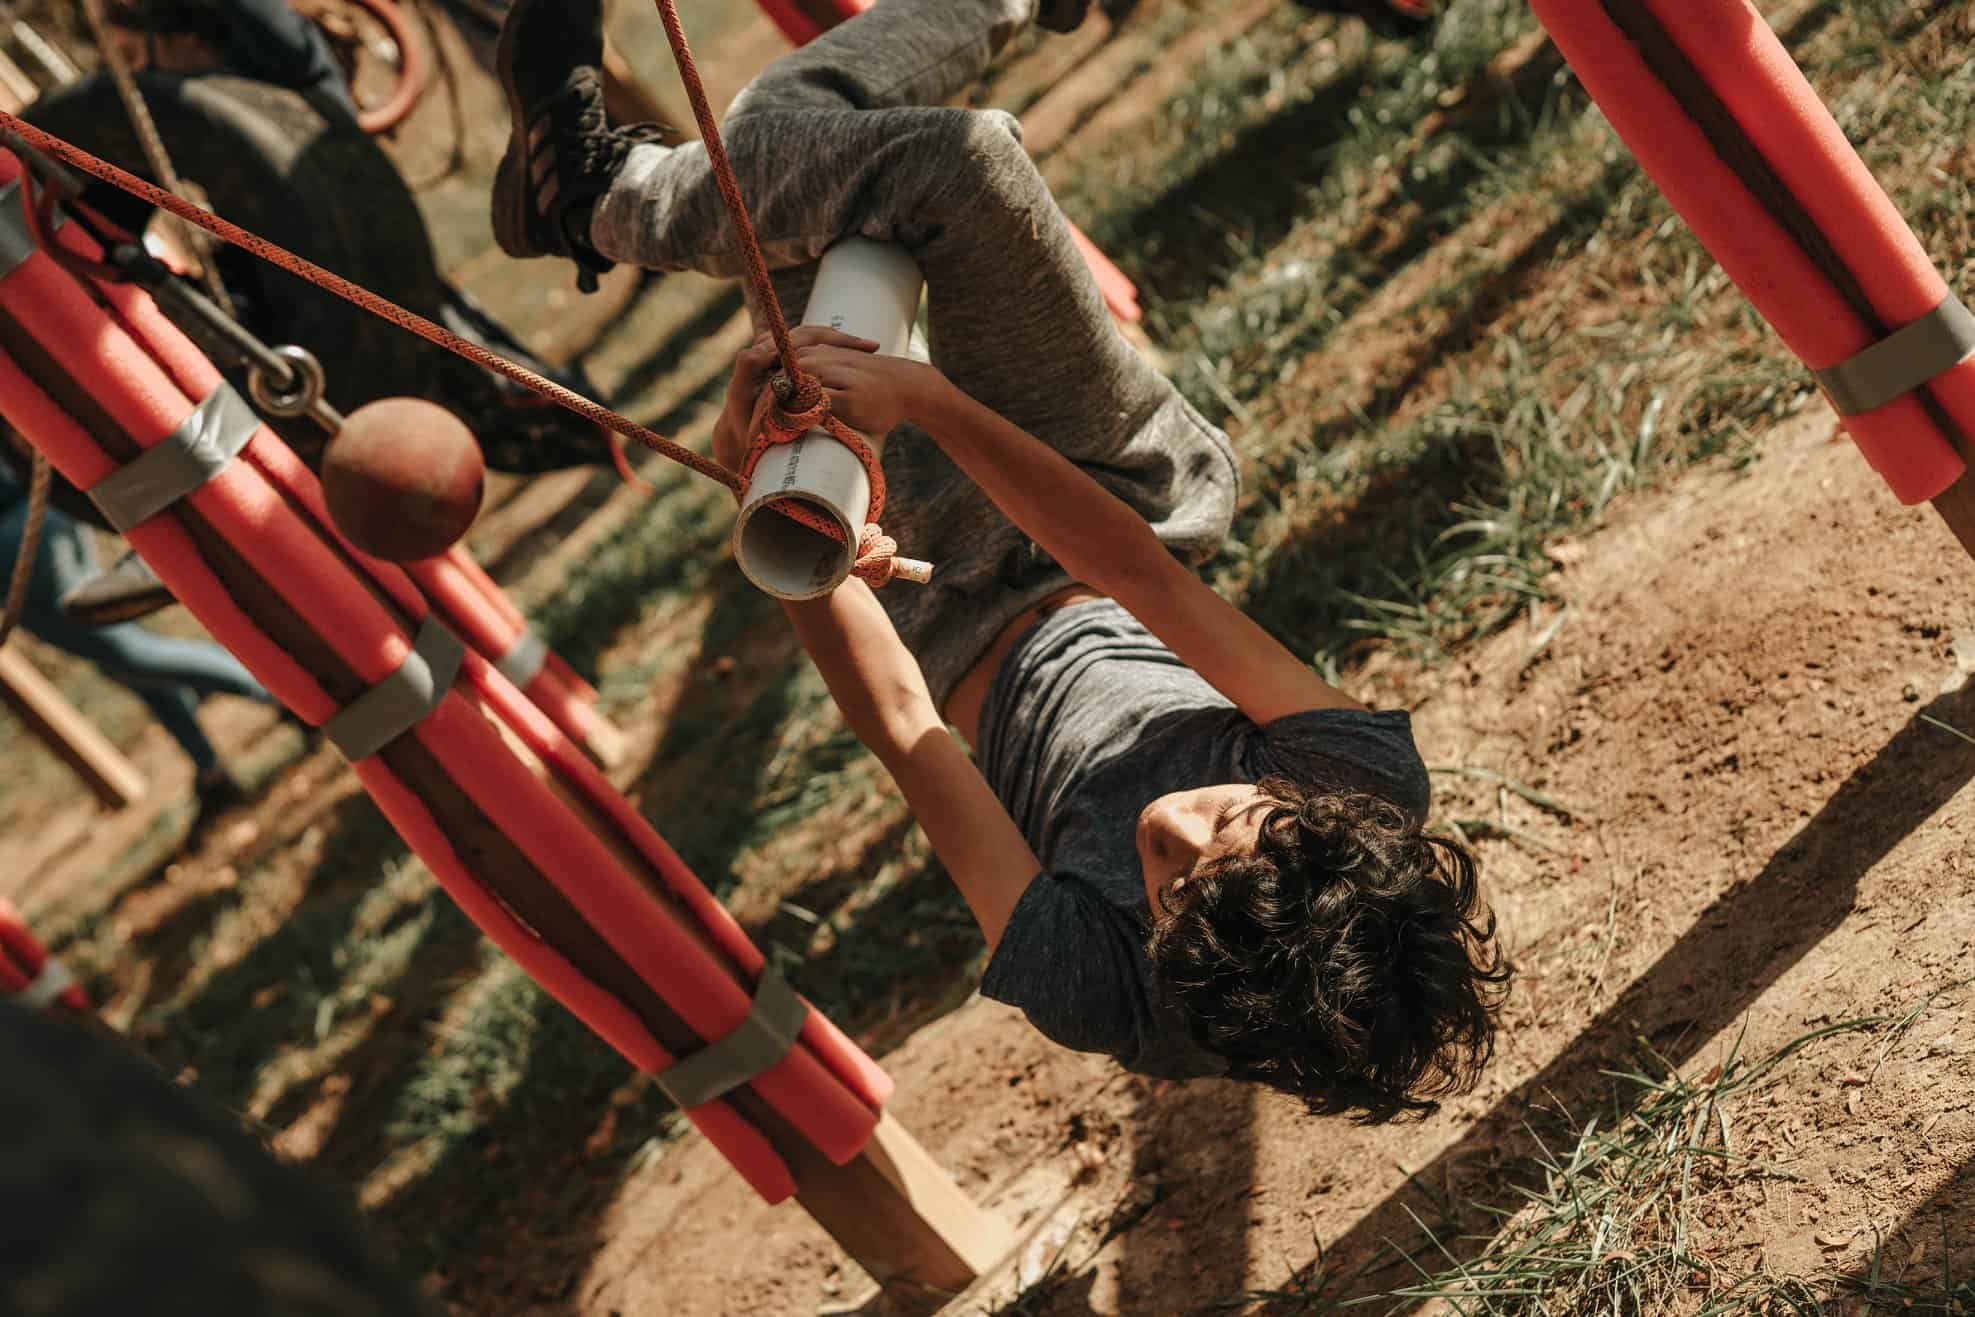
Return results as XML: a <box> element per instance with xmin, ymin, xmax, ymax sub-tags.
<box><xmin>975</xmin><ymin>600</ymin><xmax>1431</xmax><ymax>1079</ymax></box>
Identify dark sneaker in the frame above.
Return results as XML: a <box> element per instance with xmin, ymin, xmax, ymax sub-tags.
<box><xmin>491</xmin><ymin>0</ymin><xmax>656</xmax><ymax>292</ymax></box>
<box><xmin>192</xmin><ymin>763</ymin><xmax>250</xmax><ymax>823</ymax></box>
<box><xmin>1038</xmin><ymin>0</ymin><xmax>1140</xmax><ymax>31</ymax></box>
<box><xmin>1036</xmin><ymin>0</ymin><xmax>1090</xmax><ymax>30</ymax></box>
<box><xmin>60</xmin><ymin>549</ymin><xmax>175</xmax><ymax>627</ymax></box>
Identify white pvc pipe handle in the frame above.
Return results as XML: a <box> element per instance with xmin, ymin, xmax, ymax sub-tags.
<box><xmin>735</xmin><ymin>239</ymin><xmax>927</xmax><ymax>600</ymax></box>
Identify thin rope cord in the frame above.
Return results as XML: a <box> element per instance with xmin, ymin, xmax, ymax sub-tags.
<box><xmin>649</xmin><ymin>0</ymin><xmax>902</xmax><ymax>584</ymax></box>
<box><xmin>0</xmin><ymin>449</ymin><xmax>51</xmax><ymax>652</ymax></box>
<box><xmin>0</xmin><ymin>109</ymin><xmax>742</xmax><ymax>494</ymax></box>
<box><xmin>77</xmin><ymin>0</ymin><xmax>236</xmax><ymax>315</ymax></box>
<box><xmin>650</xmin><ymin>0</ymin><xmax>815</xmax><ymax>410</ymax></box>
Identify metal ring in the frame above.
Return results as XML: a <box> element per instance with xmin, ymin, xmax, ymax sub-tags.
<box><xmin>247</xmin><ymin>344</ymin><xmax>327</xmax><ymax>418</ymax></box>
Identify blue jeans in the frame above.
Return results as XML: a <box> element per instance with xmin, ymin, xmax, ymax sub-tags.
<box><xmin>216</xmin><ymin>0</ymin><xmax>360</xmax><ymax>118</ymax></box>
<box><xmin>1</xmin><ymin>492</ymin><xmax>271</xmax><ymax>775</ymax></box>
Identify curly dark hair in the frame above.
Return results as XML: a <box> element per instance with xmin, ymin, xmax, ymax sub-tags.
<box><xmin>1147</xmin><ymin>773</ymin><xmax>1510</xmax><ymax>1122</ymax></box>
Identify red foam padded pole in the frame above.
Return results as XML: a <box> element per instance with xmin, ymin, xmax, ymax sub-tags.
<box><xmin>0</xmin><ymin>214</ymin><xmax>878</xmax><ymax>1200</ymax></box>
<box><xmin>1639</xmin><ymin>0</ymin><xmax>1975</xmax><ymax>484</ymax></box>
<box><xmin>0</xmin><ymin>325</ymin><xmax>810</xmax><ymax>1199</ymax></box>
<box><xmin>755</xmin><ymin>0</ymin><xmax>870</xmax><ymax>45</ymax></box>
<box><xmin>94</xmin><ymin>258</ymin><xmax>893</xmax><ymax>1126</ymax></box>
<box><xmin>1528</xmin><ymin>0</ymin><xmax>1963</xmax><ymax>504</ymax></box>
<box><xmin>354</xmin><ymin>756</ymin><xmax>798</xmax><ymax>1200</ymax></box>
<box><xmin>456</xmin><ymin>634</ymin><xmax>896</xmax><ymax>1112</ymax></box>
<box><xmin>1067</xmin><ymin>217</ymin><xmax>1143</xmax><ymax>325</ymax></box>
<box><xmin>100</xmin><ymin>277</ymin><xmax>612</xmax><ymax>752</ymax></box>
<box><xmin>0</xmin><ymin>350</ymin><xmax>342</xmax><ymax>719</ymax></box>
<box><xmin>3</xmin><ymin>145</ymin><xmax>891</xmax><ymax>1187</ymax></box>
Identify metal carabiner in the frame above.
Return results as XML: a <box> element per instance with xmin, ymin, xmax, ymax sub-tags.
<box><xmin>247</xmin><ymin>344</ymin><xmax>344</xmax><ymax>434</ymax></box>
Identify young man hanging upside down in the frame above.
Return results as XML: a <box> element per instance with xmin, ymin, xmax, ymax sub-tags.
<box><xmin>492</xmin><ymin>0</ymin><xmax>1507</xmax><ymax>1117</ymax></box>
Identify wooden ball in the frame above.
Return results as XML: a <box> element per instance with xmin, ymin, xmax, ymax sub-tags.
<box><xmin>322</xmin><ymin>398</ymin><xmax>484</xmax><ymax>562</ymax></box>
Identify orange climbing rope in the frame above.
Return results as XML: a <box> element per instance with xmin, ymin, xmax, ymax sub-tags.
<box><xmin>0</xmin><ymin>0</ymin><xmax>908</xmax><ymax>585</ymax></box>
<box><xmin>649</xmin><ymin>0</ymin><xmax>899</xmax><ymax>585</ymax></box>
<box><xmin>0</xmin><ymin>116</ymin><xmax>734</xmax><ymax>486</ymax></box>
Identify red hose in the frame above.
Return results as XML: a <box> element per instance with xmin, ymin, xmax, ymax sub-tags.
<box><xmin>348</xmin><ymin>0</ymin><xmax>429</xmax><ymax>136</ymax></box>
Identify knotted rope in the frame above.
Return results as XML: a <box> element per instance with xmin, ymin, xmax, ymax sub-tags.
<box><xmin>651</xmin><ymin>0</ymin><xmax>902</xmax><ymax>586</ymax></box>
<box><xmin>0</xmin><ymin>0</ymin><xmax>914</xmax><ymax>586</ymax></box>
<box><xmin>742</xmin><ymin>385</ymin><xmax>900</xmax><ymax>586</ymax></box>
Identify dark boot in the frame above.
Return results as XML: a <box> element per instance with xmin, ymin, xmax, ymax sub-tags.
<box><xmin>489</xmin><ymin>0</ymin><xmax>667</xmax><ymax>292</ymax></box>
<box><xmin>59</xmin><ymin>549</ymin><xmax>175</xmax><ymax>627</ymax></box>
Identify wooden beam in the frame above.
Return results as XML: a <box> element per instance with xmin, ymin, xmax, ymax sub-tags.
<box><xmin>0</xmin><ymin>644</ymin><xmax>146</xmax><ymax>808</ymax></box>
<box><xmin>1931</xmin><ymin>468</ymin><xmax>1975</xmax><ymax>564</ymax></box>
<box><xmin>0</xmin><ymin>47</ymin><xmax>35</xmax><ymax>115</ymax></box>
<box><xmin>791</xmin><ymin>1111</ymin><xmax>1018</xmax><ymax>1315</ymax></box>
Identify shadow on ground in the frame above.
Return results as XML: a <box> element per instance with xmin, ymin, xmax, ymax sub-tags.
<box><xmin>1262</xmin><ymin>688</ymin><xmax>1975</xmax><ymax>1306</ymax></box>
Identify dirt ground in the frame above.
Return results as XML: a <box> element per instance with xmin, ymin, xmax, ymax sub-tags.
<box><xmin>560</xmin><ymin>412</ymin><xmax>1975</xmax><ymax>1317</ymax></box>
<box><xmin>3</xmin><ymin>0</ymin><xmax>1972</xmax><ymax>1314</ymax></box>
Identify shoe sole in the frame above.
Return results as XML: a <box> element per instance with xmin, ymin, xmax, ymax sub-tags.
<box><xmin>63</xmin><ymin>590</ymin><xmax>178</xmax><ymax>628</ymax></box>
<box><xmin>490</xmin><ymin>0</ymin><xmax>540</xmax><ymax>260</ymax></box>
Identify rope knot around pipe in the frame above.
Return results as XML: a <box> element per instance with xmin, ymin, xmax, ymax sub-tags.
<box><xmin>737</xmin><ymin>383</ymin><xmax>902</xmax><ymax>587</ymax></box>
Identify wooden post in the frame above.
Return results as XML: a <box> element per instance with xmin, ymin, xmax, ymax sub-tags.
<box><xmin>790</xmin><ymin>1112</ymin><xmax>1018</xmax><ymax>1314</ymax></box>
<box><xmin>1932</xmin><ymin>469</ymin><xmax>1975</xmax><ymax>564</ymax></box>
<box><xmin>0</xmin><ymin>645</ymin><xmax>146</xmax><ymax>808</ymax></box>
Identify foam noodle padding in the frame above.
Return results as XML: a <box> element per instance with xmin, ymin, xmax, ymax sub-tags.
<box><xmin>0</xmin><ymin>325</ymin><xmax>811</xmax><ymax>1196</ymax></box>
<box><xmin>1068</xmin><ymin>221</ymin><xmax>1143</xmax><ymax>325</ymax></box>
<box><xmin>100</xmin><ymin>276</ymin><xmax>615</xmax><ymax>761</ymax></box>
<box><xmin>85</xmin><ymin>240</ymin><xmax>890</xmax><ymax>1121</ymax></box>
<box><xmin>1635</xmin><ymin>0</ymin><xmax>1975</xmax><ymax>494</ymax></box>
<box><xmin>0</xmin><ymin>157</ymin><xmax>894</xmax><ymax>1199</ymax></box>
<box><xmin>1528</xmin><ymin>0</ymin><xmax>1964</xmax><ymax>504</ymax></box>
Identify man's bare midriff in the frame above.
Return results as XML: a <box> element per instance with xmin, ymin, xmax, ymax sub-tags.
<box><xmin>943</xmin><ymin>585</ymin><xmax>1108</xmax><ymax>748</ymax></box>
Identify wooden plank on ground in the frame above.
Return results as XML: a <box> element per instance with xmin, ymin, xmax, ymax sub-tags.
<box><xmin>791</xmin><ymin>1111</ymin><xmax>1019</xmax><ymax>1315</ymax></box>
<box><xmin>1931</xmin><ymin>468</ymin><xmax>1975</xmax><ymax>564</ymax></box>
<box><xmin>0</xmin><ymin>645</ymin><xmax>147</xmax><ymax>809</ymax></box>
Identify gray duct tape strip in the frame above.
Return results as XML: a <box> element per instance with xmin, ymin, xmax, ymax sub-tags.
<box><xmin>0</xmin><ymin>178</ymin><xmax>63</xmax><ymax>282</ymax></box>
<box><xmin>1815</xmin><ymin>292</ymin><xmax>1975</xmax><ymax>416</ymax></box>
<box><xmin>494</xmin><ymin>629</ymin><xmax>549</xmax><ymax>689</ymax></box>
<box><xmin>323</xmin><ymin>615</ymin><xmax>464</xmax><ymax>761</ymax></box>
<box><xmin>15</xmin><ymin>956</ymin><xmax>74</xmax><ymax>1011</ymax></box>
<box><xmin>653</xmin><ymin>965</ymin><xmax>809</xmax><ymax>1110</ymax></box>
<box><xmin>88</xmin><ymin>383</ymin><xmax>261</xmax><ymax>532</ymax></box>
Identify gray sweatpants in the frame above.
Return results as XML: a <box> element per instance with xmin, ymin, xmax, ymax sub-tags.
<box><xmin>592</xmin><ymin>0</ymin><xmax>1236</xmax><ymax>707</ymax></box>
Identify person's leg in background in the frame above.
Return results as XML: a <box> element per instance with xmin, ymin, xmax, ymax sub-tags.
<box><xmin>5</xmin><ymin>496</ymin><xmax>272</xmax><ymax>808</ymax></box>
